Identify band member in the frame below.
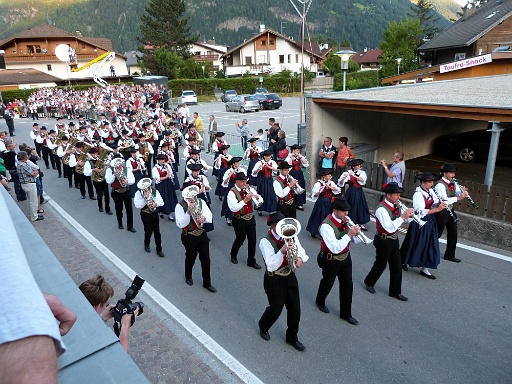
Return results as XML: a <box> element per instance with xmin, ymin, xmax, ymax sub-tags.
<box><xmin>315</xmin><ymin>197</ymin><xmax>361</xmax><ymax>325</ymax></box>
<box><xmin>338</xmin><ymin>159</ymin><xmax>370</xmax><ymax>231</ymax></box>
<box><xmin>126</xmin><ymin>147</ymin><xmax>146</xmax><ymax>198</ymax></box>
<box><xmin>84</xmin><ymin>147</ymin><xmax>112</xmax><ymax>215</ymax></box>
<box><xmin>401</xmin><ymin>172</ymin><xmax>446</xmax><ymax>279</ymax></box>
<box><xmin>364</xmin><ymin>182</ymin><xmax>414</xmax><ymax>301</ymax></box>
<box><xmin>101</xmin><ymin>121</ymin><xmax>118</xmax><ymax>147</ymax></box>
<box><xmin>251</xmin><ymin>150</ymin><xmax>278</xmax><ymax>216</ymax></box>
<box><xmin>184</xmin><ymin>163</ymin><xmax>212</xmax><ymax>207</ymax></box>
<box><xmin>36</xmin><ymin>126</ymin><xmax>55</xmax><ymax>170</ymax></box>
<box><xmin>306</xmin><ymin>169</ymin><xmax>341</xmax><ymax>238</ymax></box>
<box><xmin>76</xmin><ymin>126</ymin><xmax>89</xmax><ymax>143</ymax></box>
<box><xmin>285</xmin><ymin>144</ymin><xmax>309</xmax><ymax>210</ymax></box>
<box><xmin>273</xmin><ymin>162</ymin><xmax>297</xmax><ymax>219</ymax></box>
<box><xmin>434</xmin><ymin>163</ymin><xmax>468</xmax><ymax>263</ymax></box>
<box><xmin>185</xmin><ymin>148</ymin><xmax>208</xmax><ymax>180</ymax></box>
<box><xmin>175</xmin><ymin>181</ymin><xmax>216</xmax><ymax>293</ymax></box>
<box><xmin>152</xmin><ymin>153</ymin><xmax>178</xmax><ymax>221</ymax></box>
<box><xmin>68</xmin><ymin>142</ymin><xmax>96</xmax><ymax>200</ymax></box>
<box><xmin>211</xmin><ymin>132</ymin><xmax>227</xmax><ymax>177</ymax></box>
<box><xmin>244</xmin><ymin>137</ymin><xmax>262</xmax><ymax>186</ymax></box>
<box><xmin>214</xmin><ymin>145</ymin><xmax>231</xmax><ymax>199</ymax></box>
<box><xmin>49</xmin><ymin>132</ymin><xmax>63</xmax><ymax>178</ymax></box>
<box><xmin>182</xmin><ymin>136</ymin><xmax>199</xmax><ymax>160</ymax></box>
<box><xmin>56</xmin><ymin>136</ymin><xmax>70</xmax><ymax>181</ymax></box>
<box><xmin>118</xmin><ymin>130</ymin><xmax>135</xmax><ymax>160</ymax></box>
<box><xmin>227</xmin><ymin>172</ymin><xmax>263</xmax><ymax>269</ymax></box>
<box><xmin>221</xmin><ymin>156</ymin><xmax>245</xmax><ymax>225</ymax></box>
<box><xmin>258</xmin><ymin>211</ymin><xmax>308</xmax><ymax>352</ymax></box>
<box><xmin>134</xmin><ymin>178</ymin><xmax>165</xmax><ymax>257</ymax></box>
<box><xmin>30</xmin><ymin>122</ymin><xmax>42</xmax><ymax>157</ymax></box>
<box><xmin>105</xmin><ymin>158</ymin><xmax>136</xmax><ymax>232</ymax></box>
<box><xmin>136</xmin><ymin>133</ymin><xmax>154</xmax><ymax>172</ymax></box>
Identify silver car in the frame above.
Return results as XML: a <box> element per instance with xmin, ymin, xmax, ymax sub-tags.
<box><xmin>225</xmin><ymin>95</ymin><xmax>260</xmax><ymax>113</ymax></box>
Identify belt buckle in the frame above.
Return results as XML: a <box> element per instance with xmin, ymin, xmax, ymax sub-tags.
<box><xmin>326</xmin><ymin>253</ymin><xmax>333</xmax><ymax>260</ymax></box>
<box><xmin>267</xmin><ymin>271</ymin><xmax>274</xmax><ymax>277</ymax></box>
<box><xmin>381</xmin><ymin>233</ymin><xmax>387</xmax><ymax>240</ymax></box>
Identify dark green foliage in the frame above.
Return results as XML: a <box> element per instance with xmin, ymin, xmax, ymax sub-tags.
<box><xmin>333</xmin><ymin>71</ymin><xmax>380</xmax><ymax>91</ymax></box>
<box><xmin>409</xmin><ymin>0</ymin><xmax>442</xmax><ymax>39</ymax></box>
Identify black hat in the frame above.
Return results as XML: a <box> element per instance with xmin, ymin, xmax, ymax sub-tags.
<box><xmin>189</xmin><ymin>148</ymin><xmax>201</xmax><ymax>155</ymax></box>
<box><xmin>319</xmin><ymin>168</ymin><xmax>333</xmax><ymax>176</ymax></box>
<box><xmin>33</xmin><ymin>123</ymin><xmax>39</xmax><ymax>127</ymax></box>
<box><xmin>103</xmin><ymin>121</ymin><xmax>111</xmax><ymax>126</ymax></box>
<box><xmin>187</xmin><ymin>136</ymin><xmax>197</xmax><ymax>141</ymax></box>
<box><xmin>248</xmin><ymin>137</ymin><xmax>258</xmax><ymax>143</ymax></box>
<box><xmin>143</xmin><ymin>121</ymin><xmax>151</xmax><ymax>127</ymax></box>
<box><xmin>163</xmin><ymin>130</ymin><xmax>171</xmax><ymax>136</ymax></box>
<box><xmin>89</xmin><ymin>147</ymin><xmax>99</xmax><ymax>154</ymax></box>
<box><xmin>78</xmin><ymin>115</ymin><xmax>85</xmax><ymax>119</ymax></box>
<box><xmin>99</xmin><ymin>113</ymin><xmax>106</xmax><ymax>117</ymax></box>
<box><xmin>267</xmin><ymin>211</ymin><xmax>285</xmax><ymax>226</ymax></box>
<box><xmin>261</xmin><ymin>150</ymin><xmax>272</xmax><ymax>157</ymax></box>
<box><xmin>219</xmin><ymin>144</ymin><xmax>230</xmax><ymax>151</ymax></box>
<box><xmin>121</xmin><ymin>129</ymin><xmax>129</xmax><ymax>135</ymax></box>
<box><xmin>160</xmin><ymin>141</ymin><xmax>170</xmax><ymax>148</ymax></box>
<box><xmin>277</xmin><ymin>162</ymin><xmax>292</xmax><ymax>169</ymax></box>
<box><xmin>138</xmin><ymin>133</ymin><xmax>145</xmax><ymax>138</ymax></box>
<box><xmin>290</xmin><ymin>144</ymin><xmax>302</xmax><ymax>150</ymax></box>
<box><xmin>347</xmin><ymin>159</ymin><xmax>364</xmax><ymax>167</ymax></box>
<box><xmin>415</xmin><ymin>172</ymin><xmax>439</xmax><ymax>181</ymax></box>
<box><xmin>129</xmin><ymin>147</ymin><xmax>138</xmax><ymax>153</ymax></box>
<box><xmin>62</xmin><ymin>136</ymin><xmax>69</xmax><ymax>141</ymax></box>
<box><xmin>440</xmin><ymin>163</ymin><xmax>458</xmax><ymax>173</ymax></box>
<box><xmin>56</xmin><ymin>117</ymin><xmax>62</xmax><ymax>120</ymax></box>
<box><xmin>228</xmin><ymin>156</ymin><xmax>242</xmax><ymax>164</ymax></box>
<box><xmin>40</xmin><ymin>126</ymin><xmax>47</xmax><ymax>130</ymax></box>
<box><xmin>108</xmin><ymin>142</ymin><xmax>119</xmax><ymax>149</ymax></box>
<box><xmin>234</xmin><ymin>172</ymin><xmax>248</xmax><ymax>181</ymax></box>
<box><xmin>215</xmin><ymin>132</ymin><xmax>225</xmax><ymax>137</ymax></box>
<box><xmin>90</xmin><ymin>120</ymin><xmax>98</xmax><ymax>124</ymax></box>
<box><xmin>49</xmin><ymin>129</ymin><xmax>56</xmax><ymax>134</ymax></box>
<box><xmin>331</xmin><ymin>196</ymin><xmax>351</xmax><ymax>211</ymax></box>
<box><xmin>382</xmin><ymin>182</ymin><xmax>404</xmax><ymax>194</ymax></box>
<box><xmin>156</xmin><ymin>153</ymin><xmax>167</xmax><ymax>160</ymax></box>
<box><xmin>68</xmin><ymin>122</ymin><xmax>75</xmax><ymax>126</ymax></box>
<box><xmin>75</xmin><ymin>142</ymin><xmax>85</xmax><ymax>148</ymax></box>
<box><xmin>187</xmin><ymin>163</ymin><xmax>203</xmax><ymax>171</ymax></box>
<box><xmin>181</xmin><ymin>181</ymin><xmax>193</xmax><ymax>191</ymax></box>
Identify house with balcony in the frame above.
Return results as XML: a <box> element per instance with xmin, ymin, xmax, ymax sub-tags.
<box><xmin>0</xmin><ymin>24</ymin><xmax>128</xmax><ymax>86</ymax></box>
<box><xmin>190</xmin><ymin>40</ymin><xmax>228</xmax><ymax>74</ymax></box>
<box><xmin>220</xmin><ymin>28</ymin><xmax>325</xmax><ymax>77</ymax></box>
<box><xmin>351</xmin><ymin>49</ymin><xmax>382</xmax><ymax>71</ymax></box>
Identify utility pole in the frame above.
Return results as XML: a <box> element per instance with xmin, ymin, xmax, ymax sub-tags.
<box><xmin>280</xmin><ymin>21</ymin><xmax>287</xmax><ymax>35</ymax></box>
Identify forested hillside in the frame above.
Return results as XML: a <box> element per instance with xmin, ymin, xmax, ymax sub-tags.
<box><xmin>0</xmin><ymin>0</ymin><xmax>455</xmax><ymax>52</ymax></box>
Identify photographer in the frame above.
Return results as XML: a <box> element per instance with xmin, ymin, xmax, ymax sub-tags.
<box><xmin>79</xmin><ymin>275</ymin><xmax>139</xmax><ymax>351</ymax></box>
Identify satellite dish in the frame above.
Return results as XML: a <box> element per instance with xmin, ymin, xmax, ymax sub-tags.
<box><xmin>55</xmin><ymin>44</ymin><xmax>70</xmax><ymax>62</ymax></box>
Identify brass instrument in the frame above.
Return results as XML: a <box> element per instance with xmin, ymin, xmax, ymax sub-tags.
<box><xmin>92</xmin><ymin>143</ymin><xmax>114</xmax><ymax>183</ymax></box>
<box><xmin>138</xmin><ymin>178</ymin><xmax>157</xmax><ymax>212</ymax></box>
<box><xmin>110</xmin><ymin>158</ymin><xmax>129</xmax><ymax>187</ymax></box>
<box><xmin>245</xmin><ymin>185</ymin><xmax>263</xmax><ymax>208</ymax></box>
<box><xmin>288</xmin><ymin>176</ymin><xmax>305</xmax><ymax>195</ymax></box>
<box><xmin>432</xmin><ymin>188</ymin><xmax>457</xmax><ymax>222</ymax></box>
<box><xmin>452</xmin><ymin>178</ymin><xmax>478</xmax><ymax>209</ymax></box>
<box><xmin>52</xmin><ymin>129</ymin><xmax>67</xmax><ymax>155</ymax></box>
<box><xmin>118</xmin><ymin>137</ymin><xmax>134</xmax><ymax>151</ymax></box>
<box><xmin>75</xmin><ymin>142</ymin><xmax>93</xmax><ymax>175</ymax></box>
<box><xmin>62</xmin><ymin>137</ymin><xmax>78</xmax><ymax>165</ymax></box>
<box><xmin>139</xmin><ymin>143</ymin><xmax>150</xmax><ymax>162</ymax></box>
<box><xmin>182</xmin><ymin>185</ymin><xmax>203</xmax><ymax>227</ymax></box>
<box><xmin>345</xmin><ymin>216</ymin><xmax>373</xmax><ymax>245</ymax></box>
<box><xmin>275</xmin><ymin>218</ymin><xmax>302</xmax><ymax>272</ymax></box>
<box><xmin>397</xmin><ymin>200</ymin><xmax>427</xmax><ymax>227</ymax></box>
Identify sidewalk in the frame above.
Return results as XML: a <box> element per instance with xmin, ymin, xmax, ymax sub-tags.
<box><xmin>23</xmin><ymin>198</ymin><xmax>240</xmax><ymax>384</ymax></box>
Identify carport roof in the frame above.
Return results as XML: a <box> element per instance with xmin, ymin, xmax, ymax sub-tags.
<box><xmin>309</xmin><ymin>74</ymin><xmax>512</xmax><ymax>122</ymax></box>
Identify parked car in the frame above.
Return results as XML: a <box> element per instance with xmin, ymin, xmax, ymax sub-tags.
<box><xmin>259</xmin><ymin>93</ymin><xmax>282</xmax><ymax>110</ymax></box>
<box><xmin>253</xmin><ymin>93</ymin><xmax>267</xmax><ymax>104</ymax></box>
<box><xmin>180</xmin><ymin>90</ymin><xmax>197</xmax><ymax>105</ymax></box>
<box><xmin>225</xmin><ymin>95</ymin><xmax>260</xmax><ymax>113</ymax></box>
<box><xmin>221</xmin><ymin>89</ymin><xmax>238</xmax><ymax>102</ymax></box>
<box><xmin>435</xmin><ymin>126</ymin><xmax>512</xmax><ymax>162</ymax></box>
<box><xmin>252</xmin><ymin>87</ymin><xmax>268</xmax><ymax>94</ymax></box>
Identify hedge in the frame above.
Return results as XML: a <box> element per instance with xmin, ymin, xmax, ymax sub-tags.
<box><xmin>333</xmin><ymin>70</ymin><xmax>380</xmax><ymax>91</ymax></box>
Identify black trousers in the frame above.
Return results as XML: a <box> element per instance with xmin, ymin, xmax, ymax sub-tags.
<box><xmin>230</xmin><ymin>216</ymin><xmax>257</xmax><ymax>265</ymax></box>
<box><xmin>315</xmin><ymin>253</ymin><xmax>353</xmax><ymax>318</ymax></box>
<box><xmin>435</xmin><ymin>210</ymin><xmax>458</xmax><ymax>260</ymax></box>
<box><xmin>54</xmin><ymin>154</ymin><xmax>62</xmax><ymax>176</ymax></box>
<box><xmin>364</xmin><ymin>235</ymin><xmax>402</xmax><ymax>296</ymax></box>
<box><xmin>9</xmin><ymin>169</ymin><xmax>26</xmax><ymax>201</ymax></box>
<box><xmin>141</xmin><ymin>211</ymin><xmax>162</xmax><ymax>251</ymax></box>
<box><xmin>258</xmin><ymin>272</ymin><xmax>301</xmax><ymax>343</ymax></box>
<box><xmin>6</xmin><ymin>120</ymin><xmax>14</xmax><ymax>136</ymax></box>
<box><xmin>111</xmin><ymin>189</ymin><xmax>133</xmax><ymax>229</ymax></box>
<box><xmin>75</xmin><ymin>172</ymin><xmax>94</xmax><ymax>198</ymax></box>
<box><xmin>181</xmin><ymin>231</ymin><xmax>211</xmax><ymax>287</ymax></box>
<box><xmin>34</xmin><ymin>141</ymin><xmax>42</xmax><ymax>158</ymax></box>
<box><xmin>66</xmin><ymin>164</ymin><xmax>75</xmax><ymax>186</ymax></box>
<box><xmin>41</xmin><ymin>146</ymin><xmax>55</xmax><ymax>169</ymax></box>
<box><xmin>93</xmin><ymin>181</ymin><xmax>110</xmax><ymax>211</ymax></box>
<box><xmin>277</xmin><ymin>202</ymin><xmax>296</xmax><ymax>219</ymax></box>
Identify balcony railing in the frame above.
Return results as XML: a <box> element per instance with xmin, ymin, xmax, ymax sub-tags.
<box><xmin>194</xmin><ymin>54</ymin><xmax>219</xmax><ymax>61</ymax></box>
<box><xmin>5</xmin><ymin>53</ymin><xmax>101</xmax><ymax>62</ymax></box>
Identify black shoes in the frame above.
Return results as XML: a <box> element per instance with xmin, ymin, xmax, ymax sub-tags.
<box><xmin>69</xmin><ymin>185</ymin><xmax>73</xmax><ymax>188</ymax></box>
<box><xmin>90</xmin><ymin>196</ymin><xmax>97</xmax><ymax>200</ymax></box>
<box><xmin>99</xmin><ymin>208</ymin><xmax>104</xmax><ymax>212</ymax></box>
<box><xmin>33</xmin><ymin>217</ymin><xmax>44</xmax><ymax>222</ymax></box>
<box><xmin>118</xmin><ymin>224</ymin><xmax>124</xmax><ymax>229</ymax></box>
<box><xmin>81</xmin><ymin>195</ymin><xmax>86</xmax><ymax>199</ymax></box>
<box><xmin>204</xmin><ymin>285</ymin><xmax>217</xmax><ymax>293</ymax></box>
<box><xmin>420</xmin><ymin>271</ymin><xmax>436</xmax><ymax>280</ymax></box>
<box><xmin>286</xmin><ymin>340</ymin><xmax>306</xmax><ymax>352</ymax></box>
<box><xmin>106</xmin><ymin>210</ymin><xmax>113</xmax><ymax>215</ymax></box>
<box><xmin>231</xmin><ymin>257</ymin><xmax>238</xmax><ymax>264</ymax></box>
<box><xmin>402</xmin><ymin>264</ymin><xmax>408</xmax><ymax>271</ymax></box>
<box><xmin>258</xmin><ymin>211</ymin><xmax>263</xmax><ymax>216</ymax></box>
<box><xmin>316</xmin><ymin>303</ymin><xmax>330</xmax><ymax>313</ymax></box>
<box><xmin>364</xmin><ymin>282</ymin><xmax>376</xmax><ymax>294</ymax></box>
<box><xmin>144</xmin><ymin>247</ymin><xmax>151</xmax><ymax>253</ymax></box>
<box><xmin>248</xmin><ymin>262</ymin><xmax>262</xmax><ymax>270</ymax></box>
<box><xmin>259</xmin><ymin>329</ymin><xmax>270</xmax><ymax>341</ymax></box>
<box><xmin>296</xmin><ymin>206</ymin><xmax>304</xmax><ymax>211</ymax></box>
<box><xmin>342</xmin><ymin>316</ymin><xmax>359</xmax><ymax>325</ymax></box>
<box><xmin>58</xmin><ymin>174</ymin><xmax>62</xmax><ymax>178</ymax></box>
<box><xmin>311</xmin><ymin>233</ymin><xmax>316</xmax><ymax>239</ymax></box>
<box><xmin>157</xmin><ymin>251</ymin><xmax>165</xmax><ymax>258</ymax></box>
<box><xmin>443</xmin><ymin>257</ymin><xmax>461</xmax><ymax>263</ymax></box>
<box><xmin>185</xmin><ymin>278</ymin><xmax>193</xmax><ymax>286</ymax></box>
<box><xmin>389</xmin><ymin>293</ymin><xmax>408</xmax><ymax>301</ymax></box>
<box><xmin>127</xmin><ymin>228</ymin><xmax>137</xmax><ymax>233</ymax></box>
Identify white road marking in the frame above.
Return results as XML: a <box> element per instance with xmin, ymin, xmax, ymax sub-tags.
<box><xmin>47</xmin><ymin>196</ymin><xmax>263</xmax><ymax>384</ymax></box>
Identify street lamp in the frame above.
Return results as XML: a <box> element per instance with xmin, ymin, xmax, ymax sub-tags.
<box><xmin>201</xmin><ymin>65</ymin><xmax>205</xmax><ymax>78</ymax></box>
<box><xmin>334</xmin><ymin>49</ymin><xmax>356</xmax><ymax>91</ymax></box>
<box><xmin>396</xmin><ymin>57</ymin><xmax>402</xmax><ymax>75</ymax></box>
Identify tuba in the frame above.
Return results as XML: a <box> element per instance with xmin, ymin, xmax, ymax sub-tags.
<box><xmin>397</xmin><ymin>200</ymin><xmax>427</xmax><ymax>227</ymax></box>
<box><xmin>182</xmin><ymin>185</ymin><xmax>203</xmax><ymax>227</ymax></box>
<box><xmin>275</xmin><ymin>218</ymin><xmax>301</xmax><ymax>272</ymax></box>
<box><xmin>62</xmin><ymin>136</ymin><xmax>78</xmax><ymax>165</ymax></box>
<box><xmin>345</xmin><ymin>216</ymin><xmax>373</xmax><ymax>245</ymax></box>
<box><xmin>138</xmin><ymin>178</ymin><xmax>157</xmax><ymax>212</ymax></box>
<box><xmin>110</xmin><ymin>158</ymin><xmax>129</xmax><ymax>187</ymax></box>
<box><xmin>75</xmin><ymin>142</ymin><xmax>93</xmax><ymax>175</ymax></box>
<box><xmin>92</xmin><ymin>143</ymin><xmax>114</xmax><ymax>183</ymax></box>
<box><xmin>52</xmin><ymin>129</ymin><xmax>66</xmax><ymax>155</ymax></box>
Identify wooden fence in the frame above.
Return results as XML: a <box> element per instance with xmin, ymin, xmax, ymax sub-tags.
<box><xmin>361</xmin><ymin>162</ymin><xmax>512</xmax><ymax>224</ymax></box>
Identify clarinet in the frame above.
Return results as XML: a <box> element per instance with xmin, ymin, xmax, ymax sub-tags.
<box><xmin>452</xmin><ymin>178</ymin><xmax>479</xmax><ymax>209</ymax></box>
<box><xmin>432</xmin><ymin>188</ymin><xmax>458</xmax><ymax>223</ymax></box>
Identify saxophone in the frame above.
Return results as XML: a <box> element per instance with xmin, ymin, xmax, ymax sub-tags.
<box><xmin>92</xmin><ymin>143</ymin><xmax>114</xmax><ymax>183</ymax></box>
<box><xmin>139</xmin><ymin>178</ymin><xmax>157</xmax><ymax>212</ymax></box>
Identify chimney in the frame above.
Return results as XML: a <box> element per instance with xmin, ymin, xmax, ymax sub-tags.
<box><xmin>259</xmin><ymin>23</ymin><xmax>265</xmax><ymax>33</ymax></box>
<box><xmin>75</xmin><ymin>30</ymin><xmax>82</xmax><ymax>37</ymax></box>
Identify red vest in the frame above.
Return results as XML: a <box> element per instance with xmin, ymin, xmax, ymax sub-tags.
<box><xmin>291</xmin><ymin>157</ymin><xmax>302</xmax><ymax>171</ymax></box>
<box><xmin>263</xmin><ymin>230</ymin><xmax>288</xmax><ymax>269</ymax></box>
<box><xmin>348</xmin><ymin>174</ymin><xmax>361</xmax><ymax>188</ymax></box>
<box><xmin>375</xmin><ymin>201</ymin><xmax>400</xmax><ymax>235</ymax></box>
<box><xmin>320</xmin><ymin>214</ymin><xmax>350</xmax><ymax>254</ymax></box>
<box><xmin>178</xmin><ymin>199</ymin><xmax>200</xmax><ymax>231</ymax></box>
<box><xmin>249</xmin><ymin>148</ymin><xmax>259</xmax><ymax>160</ymax></box>
<box><xmin>231</xmin><ymin>187</ymin><xmax>253</xmax><ymax>214</ymax></box>
<box><xmin>275</xmin><ymin>176</ymin><xmax>293</xmax><ymax>202</ymax></box>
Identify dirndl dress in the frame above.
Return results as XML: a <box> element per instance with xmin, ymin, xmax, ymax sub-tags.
<box><xmin>130</xmin><ymin>169</ymin><xmax>144</xmax><ymax>198</ymax></box>
<box><xmin>215</xmin><ymin>166</ymin><xmax>228</xmax><ymax>197</ymax></box>
<box><xmin>155</xmin><ymin>177</ymin><xmax>177</xmax><ymax>215</ymax></box>
<box><xmin>221</xmin><ymin>181</ymin><xmax>236</xmax><ymax>219</ymax></box>
<box><xmin>306</xmin><ymin>193</ymin><xmax>332</xmax><ymax>237</ymax></box>
<box><xmin>290</xmin><ymin>168</ymin><xmax>306</xmax><ymax>207</ymax></box>
<box><xmin>400</xmin><ymin>209</ymin><xmax>440</xmax><ymax>269</ymax></box>
<box><xmin>256</xmin><ymin>174</ymin><xmax>277</xmax><ymax>213</ymax></box>
<box><xmin>247</xmin><ymin>150</ymin><xmax>260</xmax><ymax>186</ymax></box>
<box><xmin>345</xmin><ymin>184</ymin><xmax>370</xmax><ymax>225</ymax></box>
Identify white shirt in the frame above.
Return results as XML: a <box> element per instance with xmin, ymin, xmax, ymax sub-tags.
<box><xmin>319</xmin><ymin>214</ymin><xmax>361</xmax><ymax>254</ymax></box>
<box><xmin>152</xmin><ymin>163</ymin><xmax>174</xmax><ymax>184</ymax></box>
<box><xmin>259</xmin><ymin>230</ymin><xmax>308</xmax><ymax>272</ymax></box>
<box><xmin>311</xmin><ymin>179</ymin><xmax>341</xmax><ymax>197</ymax></box>
<box><xmin>83</xmin><ymin>156</ymin><xmax>99</xmax><ymax>176</ymax></box>
<box><xmin>227</xmin><ymin>185</ymin><xmax>261</xmax><ymax>213</ymax></box>
<box><xmin>105</xmin><ymin>166</ymin><xmax>135</xmax><ymax>185</ymax></box>
<box><xmin>273</xmin><ymin>175</ymin><xmax>293</xmax><ymax>198</ymax></box>
<box><xmin>134</xmin><ymin>188</ymin><xmax>164</xmax><ymax>209</ymax></box>
<box><xmin>243</xmin><ymin>146</ymin><xmax>262</xmax><ymax>160</ymax></box>
<box><xmin>184</xmin><ymin>174</ymin><xmax>211</xmax><ymax>190</ymax></box>
<box><xmin>222</xmin><ymin>167</ymin><xmax>246</xmax><ymax>187</ymax></box>
<box><xmin>285</xmin><ymin>153</ymin><xmax>309</xmax><ymax>168</ymax></box>
<box><xmin>251</xmin><ymin>160</ymin><xmax>277</xmax><ymax>177</ymax></box>
<box><xmin>175</xmin><ymin>198</ymin><xmax>213</xmax><ymax>228</ymax></box>
<box><xmin>413</xmin><ymin>186</ymin><xmax>441</xmax><ymax>218</ymax></box>
<box><xmin>339</xmin><ymin>169</ymin><xmax>367</xmax><ymax>187</ymax></box>
<box><xmin>126</xmin><ymin>156</ymin><xmax>146</xmax><ymax>172</ymax></box>
<box><xmin>214</xmin><ymin>153</ymin><xmax>232</xmax><ymax>169</ymax></box>
<box><xmin>375</xmin><ymin>199</ymin><xmax>405</xmax><ymax>233</ymax></box>
<box><xmin>186</xmin><ymin>158</ymin><xmax>209</xmax><ymax>176</ymax></box>
<box><xmin>434</xmin><ymin>177</ymin><xmax>462</xmax><ymax>206</ymax></box>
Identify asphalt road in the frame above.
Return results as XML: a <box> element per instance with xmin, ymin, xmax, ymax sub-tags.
<box><xmin>7</xmin><ymin>107</ymin><xmax>512</xmax><ymax>384</ymax></box>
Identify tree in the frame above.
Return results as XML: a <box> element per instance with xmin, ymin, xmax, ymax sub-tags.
<box><xmin>379</xmin><ymin>19</ymin><xmax>423</xmax><ymax>78</ymax></box>
<box><xmin>408</xmin><ymin>0</ymin><xmax>441</xmax><ymax>39</ymax></box>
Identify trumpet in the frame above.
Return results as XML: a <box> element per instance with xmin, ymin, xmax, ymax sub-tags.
<box><xmin>452</xmin><ymin>178</ymin><xmax>478</xmax><ymax>209</ymax></box>
<box><xmin>275</xmin><ymin>218</ymin><xmax>301</xmax><ymax>272</ymax></box>
<box><xmin>345</xmin><ymin>216</ymin><xmax>373</xmax><ymax>245</ymax></box>
<box><xmin>432</xmin><ymin>188</ymin><xmax>457</xmax><ymax>222</ymax></box>
<box><xmin>397</xmin><ymin>200</ymin><xmax>427</xmax><ymax>227</ymax></box>
<box><xmin>287</xmin><ymin>176</ymin><xmax>305</xmax><ymax>195</ymax></box>
<box><xmin>245</xmin><ymin>185</ymin><xmax>263</xmax><ymax>208</ymax></box>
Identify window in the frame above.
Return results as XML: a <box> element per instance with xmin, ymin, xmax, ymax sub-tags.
<box><xmin>194</xmin><ymin>51</ymin><xmax>201</xmax><ymax>56</ymax></box>
<box><xmin>269</xmin><ymin>40</ymin><xmax>274</xmax><ymax>45</ymax></box>
<box><xmin>245</xmin><ymin>56</ymin><xmax>252</xmax><ymax>65</ymax></box>
<box><xmin>296</xmin><ymin>54</ymin><xmax>299</xmax><ymax>63</ymax></box>
<box><xmin>454</xmin><ymin>53</ymin><xmax>466</xmax><ymax>61</ymax></box>
<box><xmin>12</xmin><ymin>47</ymin><xmax>16</xmax><ymax>53</ymax></box>
<box><xmin>47</xmin><ymin>64</ymin><xmax>52</xmax><ymax>71</ymax></box>
<box><xmin>279</xmin><ymin>55</ymin><xmax>284</xmax><ymax>64</ymax></box>
<box><xmin>288</xmin><ymin>54</ymin><xmax>291</xmax><ymax>63</ymax></box>
<box><xmin>261</xmin><ymin>40</ymin><xmax>266</xmax><ymax>46</ymax></box>
<box><xmin>81</xmin><ymin>43</ymin><xmax>86</xmax><ymax>49</ymax></box>
<box><xmin>27</xmin><ymin>45</ymin><xmax>41</xmax><ymax>54</ymax></box>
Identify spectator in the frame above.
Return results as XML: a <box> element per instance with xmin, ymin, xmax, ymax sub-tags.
<box><xmin>206</xmin><ymin>115</ymin><xmax>217</xmax><ymax>153</ymax></box>
<box><xmin>275</xmin><ymin>130</ymin><xmax>288</xmax><ymax>161</ymax></box>
<box><xmin>16</xmin><ymin>151</ymin><xmax>43</xmax><ymax>222</ymax></box>
<box><xmin>333</xmin><ymin>136</ymin><xmax>354</xmax><ymax>181</ymax></box>
<box><xmin>381</xmin><ymin>151</ymin><xmax>406</xmax><ymax>188</ymax></box>
<box><xmin>2</xmin><ymin>139</ymin><xmax>26</xmax><ymax>201</ymax></box>
<box><xmin>3</xmin><ymin>109</ymin><xmax>15</xmax><ymax>137</ymax></box>
<box><xmin>254</xmin><ymin>128</ymin><xmax>266</xmax><ymax>149</ymax></box>
<box><xmin>193</xmin><ymin>112</ymin><xmax>204</xmax><ymax>135</ymax></box>
<box><xmin>318</xmin><ymin>137</ymin><xmax>336</xmax><ymax>171</ymax></box>
<box><xmin>236</xmin><ymin>119</ymin><xmax>249</xmax><ymax>151</ymax></box>
<box><xmin>267</xmin><ymin>122</ymin><xmax>281</xmax><ymax>160</ymax></box>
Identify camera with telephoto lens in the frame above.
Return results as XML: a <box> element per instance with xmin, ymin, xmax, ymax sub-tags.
<box><xmin>113</xmin><ymin>275</ymin><xmax>145</xmax><ymax>336</ymax></box>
